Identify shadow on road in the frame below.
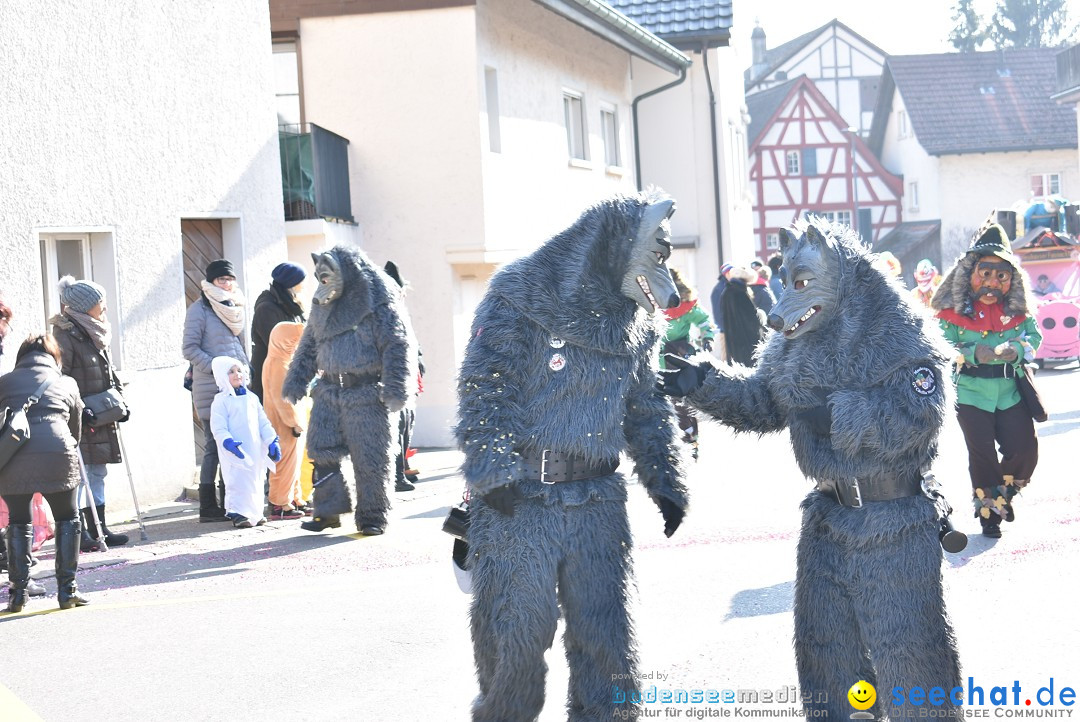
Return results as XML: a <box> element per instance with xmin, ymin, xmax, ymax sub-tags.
<box><xmin>724</xmin><ymin>580</ymin><xmax>794</xmax><ymax>621</ymax></box>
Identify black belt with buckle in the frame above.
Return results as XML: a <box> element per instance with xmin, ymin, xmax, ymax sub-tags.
<box><xmin>959</xmin><ymin>363</ymin><xmax>1016</xmax><ymax>379</ymax></box>
<box><xmin>325</xmin><ymin>372</ymin><xmax>381</xmax><ymax>388</ymax></box>
<box><xmin>817</xmin><ymin>473</ymin><xmax>923</xmax><ymax>508</ymax></box>
<box><xmin>517</xmin><ymin>449</ymin><xmax>619</xmax><ymax>484</ymax></box>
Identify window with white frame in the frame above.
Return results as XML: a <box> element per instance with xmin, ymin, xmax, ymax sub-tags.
<box><xmin>485</xmin><ymin>67</ymin><xmax>501</xmax><ymax>153</ymax></box>
<box><xmin>786</xmin><ymin>151</ymin><xmax>800</xmax><ymax>175</ymax></box>
<box><xmin>564</xmin><ymin>92</ymin><xmax>588</xmax><ymax>161</ymax></box>
<box><xmin>1031</xmin><ymin>173</ymin><xmax>1061</xmax><ymax>197</ymax></box>
<box><xmin>766</xmin><ymin>233</ymin><xmax>780</xmax><ymax>249</ymax></box>
<box><xmin>897</xmin><ymin>110</ymin><xmax>909</xmax><ymax>139</ymax></box>
<box><xmin>273</xmin><ymin>42</ymin><xmax>302</xmax><ymax>128</ymax></box>
<box><xmin>600</xmin><ymin>105</ymin><xmax>620</xmax><ymax>167</ymax></box>
<box><xmin>40</xmin><ymin>234</ymin><xmax>91</xmax><ymax>321</ymax></box>
<box><xmin>818</xmin><ymin>210</ymin><xmax>852</xmax><ymax>226</ymax></box>
<box><xmin>908</xmin><ymin>181</ymin><xmax>919</xmax><ymax>211</ymax></box>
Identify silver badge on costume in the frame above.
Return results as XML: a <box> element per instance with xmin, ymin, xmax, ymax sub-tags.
<box><xmin>548</xmin><ymin>336</ymin><xmax>565</xmax><ymax>349</ymax></box>
<box><xmin>548</xmin><ymin>353</ymin><xmax>566</xmax><ymax>372</ymax></box>
<box><xmin>911</xmin><ymin>366</ymin><xmax>937</xmax><ymax>396</ymax></box>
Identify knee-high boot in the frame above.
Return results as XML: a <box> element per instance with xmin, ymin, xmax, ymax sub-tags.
<box><xmin>96</xmin><ymin>505</ymin><xmax>129</xmax><ymax>546</ymax></box>
<box><xmin>54</xmin><ymin>519</ymin><xmax>90</xmax><ymax>609</ymax></box>
<box><xmin>5</xmin><ymin>523</ymin><xmax>33</xmax><ymax>613</ymax></box>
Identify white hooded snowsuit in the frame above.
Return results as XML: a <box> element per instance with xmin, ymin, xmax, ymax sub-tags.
<box><xmin>209</xmin><ymin>356</ymin><xmax>277</xmax><ymax>522</ymax></box>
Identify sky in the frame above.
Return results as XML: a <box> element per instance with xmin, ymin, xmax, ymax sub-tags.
<box><xmin>728</xmin><ymin>0</ymin><xmax>1078</xmax><ymax>63</ymax></box>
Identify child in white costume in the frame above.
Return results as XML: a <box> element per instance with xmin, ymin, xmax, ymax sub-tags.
<box><xmin>209</xmin><ymin>356</ymin><xmax>281</xmax><ymax>528</ymax></box>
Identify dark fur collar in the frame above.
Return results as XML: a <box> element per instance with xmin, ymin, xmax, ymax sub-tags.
<box><xmin>488</xmin><ymin>194</ymin><xmax>663</xmax><ymax>356</ymax></box>
<box><xmin>307</xmin><ymin>245</ymin><xmax>398</xmax><ymax>339</ymax></box>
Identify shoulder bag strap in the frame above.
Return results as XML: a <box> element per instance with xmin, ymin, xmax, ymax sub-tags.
<box><xmin>22</xmin><ymin>376</ymin><xmax>57</xmax><ymax>413</ymax></box>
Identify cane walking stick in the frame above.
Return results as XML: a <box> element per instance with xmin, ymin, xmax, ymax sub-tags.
<box><xmin>76</xmin><ymin>451</ymin><xmax>108</xmax><ymax>552</ymax></box>
<box><xmin>116</xmin><ymin>427</ymin><xmax>149</xmax><ymax>541</ymax></box>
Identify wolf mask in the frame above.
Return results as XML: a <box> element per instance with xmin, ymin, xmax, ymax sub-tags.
<box><xmin>770</xmin><ymin>218</ymin><xmax>865</xmax><ymax>339</ymax></box>
<box><xmin>619</xmin><ymin>198</ymin><xmax>680</xmax><ymax>313</ymax></box>
<box><xmin>310</xmin><ymin>251</ymin><xmax>344</xmax><ymax>306</ymax></box>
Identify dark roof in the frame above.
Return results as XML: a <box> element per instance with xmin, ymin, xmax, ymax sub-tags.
<box><xmin>605</xmin><ymin>0</ymin><xmax>732</xmax><ymax>48</ymax></box>
<box><xmin>746</xmin><ymin>75</ymin><xmax>802</xmax><ymax>145</ymax></box>
<box><xmin>744</xmin><ymin>19</ymin><xmax>885</xmax><ymax>90</ymax></box>
<box><xmin>874</xmin><ymin>220</ymin><xmax>941</xmax><ymax>259</ymax></box>
<box><xmin>879</xmin><ymin>49</ymin><xmax>1078</xmax><ymax>156</ymax></box>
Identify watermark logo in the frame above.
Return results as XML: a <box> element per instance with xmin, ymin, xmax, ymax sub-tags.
<box><xmin>847</xmin><ymin>680</ymin><xmax>876</xmax><ymax>719</ymax></box>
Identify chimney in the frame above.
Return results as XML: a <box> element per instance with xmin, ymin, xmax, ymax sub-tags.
<box><xmin>751</xmin><ymin>21</ymin><xmax>766</xmax><ymax>67</ymax></box>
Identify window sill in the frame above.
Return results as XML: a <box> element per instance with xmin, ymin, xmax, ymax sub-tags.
<box><xmin>568</xmin><ymin>158</ymin><xmax>593</xmax><ymax>170</ymax></box>
<box><xmin>605</xmin><ymin>165</ymin><xmax>625</xmax><ymax>177</ymax></box>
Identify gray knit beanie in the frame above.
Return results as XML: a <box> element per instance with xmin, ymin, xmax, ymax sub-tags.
<box><xmin>58</xmin><ymin>275</ymin><xmax>106</xmax><ymax>313</ymax></box>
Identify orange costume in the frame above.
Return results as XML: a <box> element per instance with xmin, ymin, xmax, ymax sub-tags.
<box><xmin>261</xmin><ymin>322</ymin><xmax>310</xmax><ymax>509</ymax></box>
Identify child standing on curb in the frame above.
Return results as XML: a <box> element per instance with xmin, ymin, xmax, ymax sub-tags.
<box><xmin>210</xmin><ymin>356</ymin><xmax>280</xmax><ymax>528</ymax></box>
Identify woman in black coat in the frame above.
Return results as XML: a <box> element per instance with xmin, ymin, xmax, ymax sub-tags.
<box><xmin>720</xmin><ymin>267</ymin><xmax>769</xmax><ymax>367</ymax></box>
<box><xmin>0</xmin><ymin>334</ymin><xmax>90</xmax><ymax>611</ymax></box>
<box><xmin>249</xmin><ymin>262</ymin><xmax>306</xmax><ymax>400</ymax></box>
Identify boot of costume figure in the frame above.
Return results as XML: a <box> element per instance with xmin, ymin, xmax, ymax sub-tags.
<box><xmin>5</xmin><ymin>523</ymin><xmax>33</xmax><ymax>612</ymax></box>
<box><xmin>54</xmin><ymin>519</ymin><xmax>90</xmax><ymax>609</ymax></box>
<box><xmin>198</xmin><ymin>483</ymin><xmax>228</xmax><ymax>522</ymax></box>
<box><xmin>96</xmin><ymin>505</ymin><xmax>129</xmax><ymax>547</ymax></box>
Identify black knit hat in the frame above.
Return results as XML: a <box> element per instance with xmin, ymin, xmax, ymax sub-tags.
<box><xmin>205</xmin><ymin>259</ymin><xmax>236</xmax><ymax>283</ymax></box>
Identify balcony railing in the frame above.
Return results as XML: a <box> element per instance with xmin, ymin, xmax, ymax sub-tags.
<box><xmin>1055</xmin><ymin>44</ymin><xmax>1080</xmax><ymax>97</ymax></box>
<box><xmin>278</xmin><ymin>123</ymin><xmax>354</xmax><ymax>223</ymax></box>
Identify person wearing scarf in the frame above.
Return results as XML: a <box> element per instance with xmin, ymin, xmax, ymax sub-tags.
<box><xmin>182</xmin><ymin>259</ymin><xmax>251</xmax><ymax>522</ymax></box>
<box><xmin>51</xmin><ymin>276</ymin><xmax>130</xmax><ymax>551</ymax></box>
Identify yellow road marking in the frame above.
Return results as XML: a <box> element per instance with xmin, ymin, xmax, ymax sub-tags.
<box><xmin>0</xmin><ymin>681</ymin><xmax>44</xmax><ymax>721</ymax></box>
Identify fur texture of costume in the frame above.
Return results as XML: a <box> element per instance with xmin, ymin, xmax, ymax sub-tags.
<box><xmin>668</xmin><ymin>217</ymin><xmax>961</xmax><ymax>719</ymax></box>
<box><xmin>282</xmin><ymin>245</ymin><xmax>417</xmax><ymax>532</ymax></box>
<box><xmin>457</xmin><ymin>191</ymin><xmax>688</xmax><ymax>721</ymax></box>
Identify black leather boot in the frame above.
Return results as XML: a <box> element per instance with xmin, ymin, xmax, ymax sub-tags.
<box><xmin>80</xmin><ymin>508</ymin><xmax>107</xmax><ymax>552</ymax></box>
<box><xmin>5</xmin><ymin>523</ymin><xmax>33</xmax><ymax>613</ymax></box>
<box><xmin>198</xmin><ymin>483</ymin><xmax>228</xmax><ymax>522</ymax></box>
<box><xmin>96</xmin><ymin>505</ymin><xmax>129</xmax><ymax>546</ymax></box>
<box><xmin>54</xmin><ymin>519</ymin><xmax>90</xmax><ymax>609</ymax></box>
<box><xmin>300</xmin><ymin>515</ymin><xmax>341</xmax><ymax>532</ymax></box>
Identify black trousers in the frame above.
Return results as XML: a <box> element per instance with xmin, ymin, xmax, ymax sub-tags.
<box><xmin>955</xmin><ymin>401</ymin><xmax>1038</xmax><ymax>489</ymax></box>
<box><xmin>2</xmin><ymin>488</ymin><xmax>80</xmax><ymax>524</ymax></box>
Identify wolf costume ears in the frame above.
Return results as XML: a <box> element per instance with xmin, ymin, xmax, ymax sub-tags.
<box><xmin>778</xmin><ymin>221</ymin><xmax>833</xmax><ymax>254</ymax></box>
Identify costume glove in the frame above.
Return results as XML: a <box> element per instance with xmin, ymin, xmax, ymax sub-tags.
<box><xmin>222</xmin><ymin>438</ymin><xmax>245</xmax><ymax>459</ymax></box>
<box><xmin>973</xmin><ymin>344</ymin><xmax>1000</xmax><ymax>364</ymax></box>
<box><xmin>795</xmin><ymin>405</ymin><xmax>832</xmax><ymax>436</ymax></box>
<box><xmin>994</xmin><ymin>343</ymin><xmax>1019</xmax><ymax>362</ymax></box>
<box><xmin>483</xmin><ymin>484</ymin><xmax>522</xmax><ymax>517</ymax></box>
<box><xmin>657</xmin><ymin>354</ymin><xmax>708</xmax><ymax>397</ymax></box>
<box><xmin>235</xmin><ymin>386</ymin><xmax>247</xmax><ymax>396</ymax></box>
<box><xmin>268</xmin><ymin>438</ymin><xmax>282</xmax><ymax>462</ymax></box>
<box><xmin>658</xmin><ymin>498</ymin><xmax>684</xmax><ymax>538</ymax></box>
<box><xmin>291</xmin><ymin>426</ymin><xmax>303</xmax><ymax>438</ymax></box>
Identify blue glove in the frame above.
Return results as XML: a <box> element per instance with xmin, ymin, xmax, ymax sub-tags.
<box><xmin>268</xmin><ymin>438</ymin><xmax>282</xmax><ymax>462</ymax></box>
<box><xmin>222</xmin><ymin>438</ymin><xmax>245</xmax><ymax>459</ymax></box>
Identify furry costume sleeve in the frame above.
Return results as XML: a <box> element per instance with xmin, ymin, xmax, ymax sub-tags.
<box><xmin>456</xmin><ymin>296</ymin><xmax>524</xmax><ymax>496</ymax></box>
<box><xmin>281</xmin><ymin>326</ymin><xmax>319</xmax><ymax>404</ymax></box>
<box><xmin>624</xmin><ymin>349</ymin><xmax>689</xmax><ymax>510</ymax></box>
<box><xmin>372</xmin><ymin>302</ymin><xmax>414</xmax><ymax>413</ymax></box>
<box><xmin>687</xmin><ymin>357</ymin><xmax>787</xmax><ymax>434</ymax></box>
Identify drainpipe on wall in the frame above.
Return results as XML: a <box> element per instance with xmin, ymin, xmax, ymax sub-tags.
<box><xmin>701</xmin><ymin>42</ymin><xmax>725</xmax><ymax>269</ymax></box>
<box><xmin>631</xmin><ymin>65</ymin><xmax>688</xmax><ymax>193</ymax></box>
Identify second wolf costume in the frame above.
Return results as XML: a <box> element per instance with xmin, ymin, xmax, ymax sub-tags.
<box><xmin>282</xmin><ymin>245</ymin><xmax>417</xmax><ymax>535</ymax></box>
<box><xmin>661</xmin><ymin>217</ymin><xmax>962</xmax><ymax>720</ymax></box>
<box><xmin>457</xmin><ymin>191</ymin><xmax>688</xmax><ymax>721</ymax></box>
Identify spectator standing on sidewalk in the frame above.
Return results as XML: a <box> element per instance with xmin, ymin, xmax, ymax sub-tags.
<box><xmin>183</xmin><ymin>259</ymin><xmax>249</xmax><ymax>523</ymax></box>
<box><xmin>51</xmin><ymin>276</ymin><xmax>130</xmax><ymax>552</ymax></box>
<box><xmin>249</xmin><ymin>262</ymin><xmax>306</xmax><ymax>401</ymax></box>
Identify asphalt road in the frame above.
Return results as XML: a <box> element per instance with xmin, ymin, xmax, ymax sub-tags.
<box><xmin>1</xmin><ymin>364</ymin><xmax>1078</xmax><ymax>721</ymax></box>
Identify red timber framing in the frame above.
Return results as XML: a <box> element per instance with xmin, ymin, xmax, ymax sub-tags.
<box><xmin>748</xmin><ymin>76</ymin><xmax>902</xmax><ymax>258</ymax></box>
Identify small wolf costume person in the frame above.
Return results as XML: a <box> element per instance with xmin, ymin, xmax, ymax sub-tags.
<box><xmin>457</xmin><ymin>191</ymin><xmax>688</xmax><ymax>722</ymax></box>
<box><xmin>282</xmin><ymin>245</ymin><xmax>417</xmax><ymax>535</ymax></box>
<box><xmin>931</xmin><ymin>223</ymin><xmax>1042</xmax><ymax>538</ymax></box>
<box><xmin>660</xmin><ymin>217</ymin><xmax>962</xmax><ymax>720</ymax></box>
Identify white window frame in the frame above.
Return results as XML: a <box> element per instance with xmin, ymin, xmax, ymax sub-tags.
<box><xmin>786</xmin><ymin>150</ymin><xmax>800</xmax><ymax>175</ymax></box>
<box><xmin>897</xmin><ymin>110</ymin><xmax>909</xmax><ymax>139</ymax></box>
<box><xmin>484</xmin><ymin>66</ymin><xmax>501</xmax><ymax>153</ymax></box>
<box><xmin>39</xmin><ymin>233</ymin><xmax>91</xmax><ymax>322</ymax></box>
<box><xmin>766</xmin><ymin>233</ymin><xmax>780</xmax><ymax>249</ymax></box>
<box><xmin>908</xmin><ymin>181</ymin><xmax>920</xmax><ymax>211</ymax></box>
<box><xmin>272</xmin><ymin>41</ymin><xmax>302</xmax><ymax>129</ymax></box>
<box><xmin>563</xmin><ymin>90</ymin><xmax>589</xmax><ymax>162</ymax></box>
<box><xmin>1031</xmin><ymin>172</ymin><xmax>1061</xmax><ymax>197</ymax></box>
<box><xmin>600</xmin><ymin>104</ymin><xmax>621</xmax><ymax>169</ymax></box>
<box><xmin>818</xmin><ymin>211</ymin><xmax>852</xmax><ymax>226</ymax></box>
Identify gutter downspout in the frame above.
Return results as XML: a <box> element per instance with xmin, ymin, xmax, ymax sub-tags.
<box><xmin>701</xmin><ymin>42</ymin><xmax>725</xmax><ymax>269</ymax></box>
<box><xmin>631</xmin><ymin>65</ymin><xmax>688</xmax><ymax>192</ymax></box>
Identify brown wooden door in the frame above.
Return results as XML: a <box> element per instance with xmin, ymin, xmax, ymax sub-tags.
<box><xmin>181</xmin><ymin>220</ymin><xmax>224</xmax><ymax>468</ymax></box>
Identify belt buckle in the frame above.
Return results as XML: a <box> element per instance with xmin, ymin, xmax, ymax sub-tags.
<box><xmin>335</xmin><ymin>373</ymin><xmax>346</xmax><ymax>387</ymax></box>
<box><xmin>539</xmin><ymin>449</ymin><xmax>553</xmax><ymax>485</ymax></box>
<box><xmin>837</xmin><ymin>478</ymin><xmax>863</xmax><ymax>508</ymax></box>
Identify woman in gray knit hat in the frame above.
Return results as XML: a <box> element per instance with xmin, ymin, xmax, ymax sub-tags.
<box><xmin>51</xmin><ymin>276</ymin><xmax>130</xmax><ymax>551</ymax></box>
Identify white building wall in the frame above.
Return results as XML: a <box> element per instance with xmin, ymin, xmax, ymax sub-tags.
<box><xmin>880</xmin><ymin>89</ymin><xmax>942</xmax><ymax>222</ymax></box>
<box><xmin>0</xmin><ymin>1</ymin><xmax>284</xmax><ymax>508</ymax></box>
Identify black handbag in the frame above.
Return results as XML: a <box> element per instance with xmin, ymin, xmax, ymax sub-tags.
<box><xmin>82</xmin><ymin>386</ymin><xmax>129</xmax><ymax>427</ymax></box>
<box><xmin>0</xmin><ymin>377</ymin><xmax>56</xmax><ymax>471</ymax></box>
<box><xmin>1016</xmin><ymin>366</ymin><xmax>1048</xmax><ymax>423</ymax></box>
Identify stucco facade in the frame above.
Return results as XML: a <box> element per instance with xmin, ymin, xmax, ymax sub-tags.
<box><xmin>293</xmin><ymin>1</ymin><xmax>656</xmax><ymax>445</ymax></box>
<box><xmin>0</xmin><ymin>1</ymin><xmax>286</xmax><ymax>508</ymax></box>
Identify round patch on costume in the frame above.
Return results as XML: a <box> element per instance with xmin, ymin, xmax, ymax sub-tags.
<box><xmin>911</xmin><ymin>366</ymin><xmax>937</xmax><ymax>396</ymax></box>
<box><xmin>548</xmin><ymin>353</ymin><xmax>566</xmax><ymax>371</ymax></box>
<box><xmin>548</xmin><ymin>336</ymin><xmax>565</xmax><ymax>349</ymax></box>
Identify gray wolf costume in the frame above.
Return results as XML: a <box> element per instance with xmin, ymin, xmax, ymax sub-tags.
<box><xmin>660</xmin><ymin>217</ymin><xmax>962</xmax><ymax>720</ymax></box>
<box><xmin>282</xmin><ymin>245</ymin><xmax>417</xmax><ymax>535</ymax></box>
<box><xmin>457</xmin><ymin>190</ymin><xmax>688</xmax><ymax>721</ymax></box>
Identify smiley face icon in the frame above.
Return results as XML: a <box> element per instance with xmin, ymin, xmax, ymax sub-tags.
<box><xmin>847</xmin><ymin>680</ymin><xmax>876</xmax><ymax>711</ymax></box>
